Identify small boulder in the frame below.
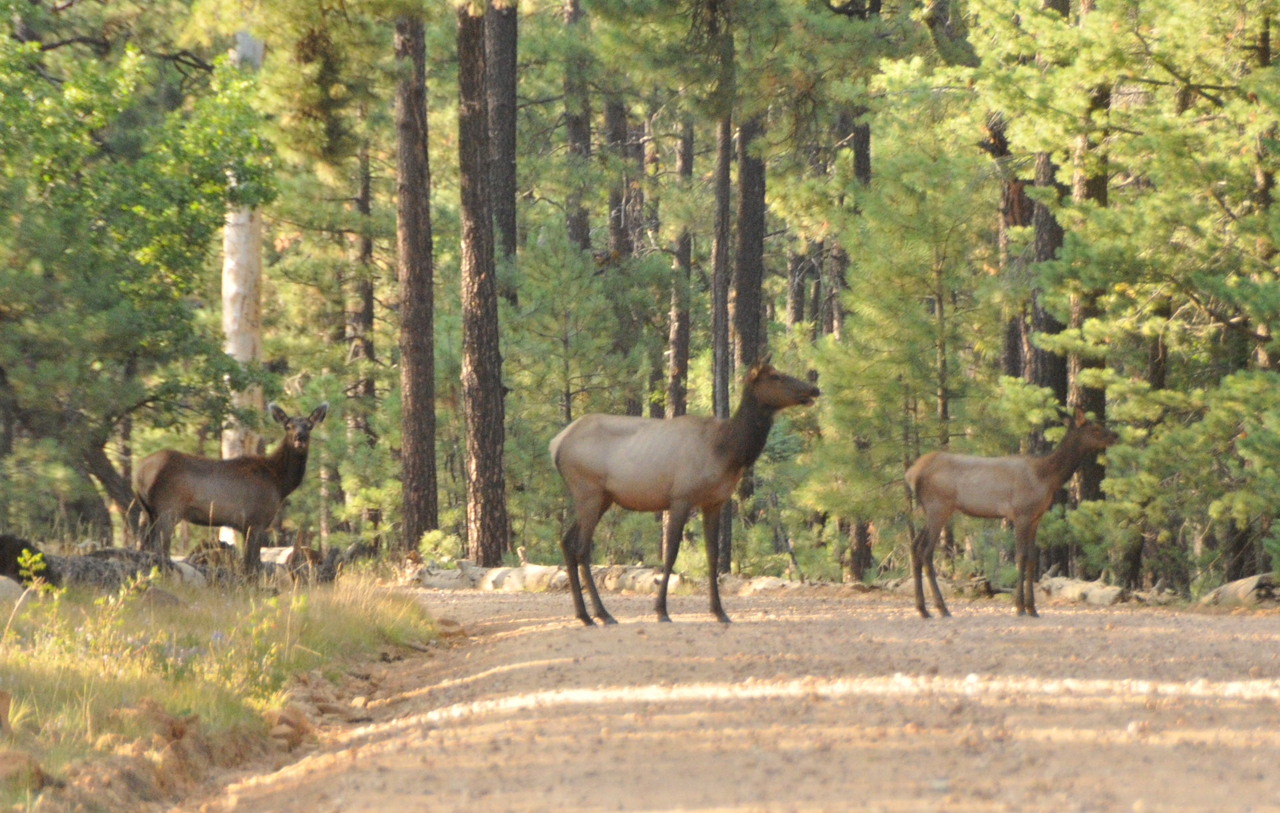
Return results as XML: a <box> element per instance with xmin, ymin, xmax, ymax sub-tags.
<box><xmin>138</xmin><ymin>586</ymin><xmax>187</xmax><ymax>610</ymax></box>
<box><xmin>434</xmin><ymin>618</ymin><xmax>466</xmax><ymax>639</ymax></box>
<box><xmin>168</xmin><ymin>560</ymin><xmax>206</xmax><ymax>587</ymax></box>
<box><xmin>1200</xmin><ymin>573</ymin><xmax>1276</xmax><ymax>607</ymax></box>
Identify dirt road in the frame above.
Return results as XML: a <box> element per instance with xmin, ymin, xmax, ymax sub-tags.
<box><xmin>182</xmin><ymin>589</ymin><xmax>1280</xmax><ymax>813</ymax></box>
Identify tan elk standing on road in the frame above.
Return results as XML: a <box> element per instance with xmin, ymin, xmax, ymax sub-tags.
<box><xmin>904</xmin><ymin>406</ymin><xmax>1119</xmax><ymax>618</ymax></box>
<box><xmin>550</xmin><ymin>358</ymin><xmax>820</xmax><ymax>626</ymax></box>
<box><xmin>134</xmin><ymin>403</ymin><xmax>328</xmax><ymax>571</ymax></box>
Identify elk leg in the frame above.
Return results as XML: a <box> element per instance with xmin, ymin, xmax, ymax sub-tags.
<box><xmin>159</xmin><ymin>514</ymin><xmax>178</xmax><ymax>561</ymax></box>
<box><xmin>655</xmin><ymin>503</ymin><xmax>691</xmax><ymax>622</ymax></box>
<box><xmin>1023</xmin><ymin>525</ymin><xmax>1041</xmax><ymax>618</ymax></box>
<box><xmin>923</xmin><ymin>535</ymin><xmax>951</xmax><ymax>618</ymax></box>
<box><xmin>243</xmin><ymin>525</ymin><xmax>266</xmax><ymax>573</ymax></box>
<box><xmin>1013</xmin><ymin>523</ymin><xmax>1030</xmax><ymax>616</ymax></box>
<box><xmin>560</xmin><ymin>526</ymin><xmax>593</xmax><ymax>626</ymax></box>
<box><xmin>702</xmin><ymin>504</ymin><xmax>731</xmax><ymax>624</ymax></box>
<box><xmin>580</xmin><ymin>561</ymin><xmax>617</xmax><ymax>625</ymax></box>
<box><xmin>910</xmin><ymin>527</ymin><xmax>931</xmax><ymax>619</ymax></box>
<box><xmin>574</xmin><ymin>502</ymin><xmax>617</xmax><ymax>625</ymax></box>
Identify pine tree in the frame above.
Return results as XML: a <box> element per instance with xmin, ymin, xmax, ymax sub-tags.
<box><xmin>396</xmin><ymin>13</ymin><xmax>439</xmax><ymax>552</ymax></box>
<box><xmin>458</xmin><ymin>1</ymin><xmax>511</xmax><ymax>566</ymax></box>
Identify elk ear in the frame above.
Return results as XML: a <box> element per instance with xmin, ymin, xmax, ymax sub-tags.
<box><xmin>268</xmin><ymin>404</ymin><xmax>289</xmax><ymax>425</ymax></box>
<box><xmin>746</xmin><ymin>354</ymin><xmax>772</xmax><ymax>381</ymax></box>
<box><xmin>308</xmin><ymin>402</ymin><xmax>329</xmax><ymax>426</ymax></box>
<box><xmin>1073</xmin><ymin>405</ymin><xmax>1087</xmax><ymax>427</ymax></box>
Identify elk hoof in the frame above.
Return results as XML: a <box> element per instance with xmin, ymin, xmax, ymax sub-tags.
<box><xmin>578</xmin><ymin>616</ymin><xmax>596</xmax><ymax>627</ymax></box>
<box><xmin>714</xmin><ymin>613</ymin><xmax>731</xmax><ymax>625</ymax></box>
<box><xmin>598</xmin><ymin>615</ymin><xmax>618</xmax><ymax>625</ymax></box>
<box><xmin>939</xmin><ymin>609</ymin><xmax>953</xmax><ymax>618</ymax></box>
<box><xmin>917</xmin><ymin>609</ymin><xmax>932</xmax><ymax>619</ymax></box>
<box><xmin>656</xmin><ymin>614</ymin><xmax>672</xmax><ymax>623</ymax></box>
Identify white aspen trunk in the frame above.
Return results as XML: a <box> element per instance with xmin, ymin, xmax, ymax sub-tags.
<box><xmin>220</xmin><ymin>31</ymin><xmax>265</xmax><ymax>545</ymax></box>
<box><xmin>221</xmin><ymin>204</ymin><xmax>264</xmax><ymax>461</ymax></box>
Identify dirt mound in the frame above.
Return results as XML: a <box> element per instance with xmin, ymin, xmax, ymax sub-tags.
<box><xmin>31</xmin><ymin>698</ymin><xmax>264</xmax><ymax>812</ymax></box>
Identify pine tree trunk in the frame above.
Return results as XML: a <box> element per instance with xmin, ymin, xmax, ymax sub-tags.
<box><xmin>659</xmin><ymin>122</ymin><xmax>694</xmax><ymax>563</ymax></box>
<box><xmin>733</xmin><ymin>115</ymin><xmax>765</xmax><ymax>372</ymax></box>
<box><xmin>733</xmin><ymin>115</ymin><xmax>766</xmax><ymax>525</ymax></box>
<box><xmin>605</xmin><ymin>98</ymin><xmax>634</xmax><ymax>259</ymax></box>
<box><xmin>349</xmin><ymin>140</ymin><xmax>378</xmax><ymax>446</ymax></box>
<box><xmin>785</xmin><ymin>248</ymin><xmax>807</xmax><ymax>331</ymax></box>
<box><xmin>666</xmin><ymin>119</ymin><xmax>693</xmax><ymax>421</ymax></box>
<box><xmin>1026</xmin><ymin>0</ymin><xmax>1070</xmax><ymax>460</ymax></box>
<box><xmin>395</xmin><ymin>14</ymin><xmax>438</xmax><ymax>551</ymax></box>
<box><xmin>850</xmin><ymin>519</ymin><xmax>873</xmax><ymax>582</ymax></box>
<box><xmin>562</xmin><ymin>0</ymin><xmax>591</xmax><ymax>251</ymax></box>
<box><xmin>712</xmin><ymin>112</ymin><xmax>734</xmax><ymax>573</ymax></box>
<box><xmin>981</xmin><ymin>111</ymin><xmax>1033</xmax><ymax>379</ymax></box>
<box><xmin>458</xmin><ymin>3</ymin><xmax>510</xmax><ymax>567</ymax></box>
<box><xmin>1068</xmin><ymin>65</ymin><xmax>1110</xmax><ymax>510</ymax></box>
<box><xmin>1027</xmin><ymin>151</ymin><xmax>1069</xmax><ymax>434</ymax></box>
<box><xmin>487</xmin><ymin>0</ymin><xmax>519</xmax><ymax>305</ymax></box>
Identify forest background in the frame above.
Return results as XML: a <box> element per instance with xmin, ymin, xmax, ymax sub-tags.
<box><xmin>1</xmin><ymin>0</ymin><xmax>1278</xmax><ymax>597</ymax></box>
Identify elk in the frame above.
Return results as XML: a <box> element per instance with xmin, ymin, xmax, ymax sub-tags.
<box><xmin>133</xmin><ymin>403</ymin><xmax>328</xmax><ymax>571</ymax></box>
<box><xmin>549</xmin><ymin>358</ymin><xmax>820</xmax><ymax>626</ymax></box>
<box><xmin>904</xmin><ymin>406</ymin><xmax>1119</xmax><ymax>618</ymax></box>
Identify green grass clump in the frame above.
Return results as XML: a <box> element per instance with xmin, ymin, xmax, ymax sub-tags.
<box><xmin>0</xmin><ymin>565</ymin><xmax>431</xmax><ymax>805</ymax></box>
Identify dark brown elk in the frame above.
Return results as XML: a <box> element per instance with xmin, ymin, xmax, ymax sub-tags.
<box><xmin>549</xmin><ymin>358</ymin><xmax>820</xmax><ymax>626</ymax></box>
<box><xmin>904</xmin><ymin>406</ymin><xmax>1119</xmax><ymax>618</ymax></box>
<box><xmin>133</xmin><ymin>403</ymin><xmax>328</xmax><ymax>571</ymax></box>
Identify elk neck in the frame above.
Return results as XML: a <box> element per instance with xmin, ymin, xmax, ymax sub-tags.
<box><xmin>715</xmin><ymin>384</ymin><xmax>776</xmax><ymax>471</ymax></box>
<box><xmin>266</xmin><ymin>439</ymin><xmax>310</xmax><ymax>497</ymax></box>
<box><xmin>1032</xmin><ymin>427</ymin><xmax>1095</xmax><ymax>493</ymax></box>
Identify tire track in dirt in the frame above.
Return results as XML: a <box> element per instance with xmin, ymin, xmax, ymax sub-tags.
<box><xmin>175</xmin><ymin>590</ymin><xmax>1280</xmax><ymax>813</ymax></box>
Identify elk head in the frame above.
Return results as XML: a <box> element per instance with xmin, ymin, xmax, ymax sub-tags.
<box><xmin>269</xmin><ymin>402</ymin><xmax>329</xmax><ymax>452</ymax></box>
<box><xmin>1068</xmin><ymin>405</ymin><xmax>1120</xmax><ymax>451</ymax></box>
<box><xmin>745</xmin><ymin>356</ymin><xmax>821</xmax><ymax>410</ymax></box>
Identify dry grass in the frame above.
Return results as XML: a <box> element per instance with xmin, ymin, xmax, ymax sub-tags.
<box><xmin>0</xmin><ymin>567</ymin><xmax>431</xmax><ymax>806</ymax></box>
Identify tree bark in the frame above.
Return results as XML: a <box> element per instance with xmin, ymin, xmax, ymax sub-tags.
<box><xmin>605</xmin><ymin>97</ymin><xmax>635</xmax><ymax>260</ymax></box>
<box><xmin>395</xmin><ymin>14</ymin><xmax>439</xmax><ymax>551</ymax></box>
<box><xmin>604</xmin><ymin>95</ymin><xmax>645</xmax><ymax>416</ymax></box>
<box><xmin>562</xmin><ymin>0</ymin><xmax>591</xmax><ymax>251</ymax></box>
<box><xmin>733</xmin><ymin>115</ymin><xmax>766</xmax><ymax>526</ymax></box>
<box><xmin>487</xmin><ymin>0</ymin><xmax>519</xmax><ymax>305</ymax></box>
<box><xmin>712</xmin><ymin>112</ymin><xmax>734</xmax><ymax>573</ymax></box>
<box><xmin>1069</xmin><ymin>80</ymin><xmax>1110</xmax><ymax>508</ymax></box>
<box><xmin>733</xmin><ymin>115</ymin><xmax>766</xmax><ymax>372</ymax></box>
<box><xmin>1026</xmin><ymin>151</ymin><xmax>1069</xmax><ymax>437</ymax></box>
<box><xmin>222</xmin><ymin>32</ymin><xmax>266</xmax><ymax>475</ymax></box>
<box><xmin>349</xmin><ymin>139</ymin><xmax>378</xmax><ymax>447</ymax></box>
<box><xmin>82</xmin><ymin>443</ymin><xmax>144</xmax><ymax>540</ymax></box>
<box><xmin>458</xmin><ymin>3</ymin><xmax>510</xmax><ymax>567</ymax></box>
<box><xmin>849</xmin><ymin>518</ymin><xmax>873</xmax><ymax>582</ymax></box>
<box><xmin>980</xmin><ymin>111</ymin><xmax>1034</xmax><ymax>379</ymax></box>
<box><xmin>666</xmin><ymin>119</ymin><xmax>694</xmax><ymax>422</ymax></box>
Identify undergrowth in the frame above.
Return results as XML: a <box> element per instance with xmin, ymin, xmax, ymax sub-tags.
<box><xmin>0</xmin><ymin>560</ymin><xmax>431</xmax><ymax>806</ymax></box>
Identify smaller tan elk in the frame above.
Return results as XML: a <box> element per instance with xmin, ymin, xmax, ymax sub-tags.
<box><xmin>904</xmin><ymin>407</ymin><xmax>1119</xmax><ymax>618</ymax></box>
<box><xmin>133</xmin><ymin>403</ymin><xmax>328</xmax><ymax>571</ymax></box>
<box><xmin>549</xmin><ymin>358</ymin><xmax>820</xmax><ymax>626</ymax></box>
